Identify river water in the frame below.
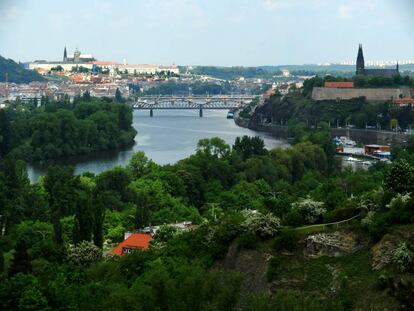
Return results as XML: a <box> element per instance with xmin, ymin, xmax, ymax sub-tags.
<box><xmin>27</xmin><ymin>110</ymin><xmax>288</xmax><ymax>182</ymax></box>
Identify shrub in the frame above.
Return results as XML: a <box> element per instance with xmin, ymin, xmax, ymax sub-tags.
<box><xmin>324</xmin><ymin>206</ymin><xmax>357</xmax><ymax>223</ymax></box>
<box><xmin>393</xmin><ymin>242</ymin><xmax>413</xmax><ymax>272</ymax></box>
<box><xmin>291</xmin><ymin>197</ymin><xmax>326</xmax><ymax>224</ymax></box>
<box><xmin>242</xmin><ymin>210</ymin><xmax>281</xmax><ymax>239</ymax></box>
<box><xmin>67</xmin><ymin>241</ymin><xmax>102</xmax><ymax>266</ymax></box>
<box><xmin>266</xmin><ymin>257</ymin><xmax>279</xmax><ymax>281</ymax></box>
<box><xmin>376</xmin><ymin>273</ymin><xmax>392</xmax><ymax>290</ymax></box>
<box><xmin>272</xmin><ymin>231</ymin><xmax>298</xmax><ymax>252</ymax></box>
<box><xmin>237</xmin><ymin>232</ymin><xmax>259</xmax><ymax>250</ymax></box>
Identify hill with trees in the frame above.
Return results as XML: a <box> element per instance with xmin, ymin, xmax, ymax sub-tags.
<box><xmin>0</xmin><ymin>55</ymin><xmax>45</xmax><ymax>83</ymax></box>
<box><xmin>0</xmin><ymin>127</ymin><xmax>413</xmax><ymax>309</ymax></box>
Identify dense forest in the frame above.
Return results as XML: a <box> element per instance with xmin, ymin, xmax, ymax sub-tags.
<box><xmin>143</xmin><ymin>80</ymin><xmax>234</xmax><ymax>95</ymax></box>
<box><xmin>182</xmin><ymin>66</ymin><xmax>283</xmax><ymax>80</ymax></box>
<box><xmin>0</xmin><ymin>95</ymin><xmax>136</xmax><ymax>161</ymax></box>
<box><xmin>0</xmin><ymin>110</ymin><xmax>413</xmax><ymax>309</ymax></box>
<box><xmin>0</xmin><ymin>55</ymin><xmax>45</xmax><ymax>83</ymax></box>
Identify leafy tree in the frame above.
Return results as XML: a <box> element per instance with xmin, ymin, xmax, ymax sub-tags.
<box><xmin>197</xmin><ymin>137</ymin><xmax>230</xmax><ymax>159</ymax></box>
<box><xmin>127</xmin><ymin>151</ymin><xmax>156</xmax><ymax>180</ymax></box>
<box><xmin>67</xmin><ymin>241</ymin><xmax>102</xmax><ymax>266</ymax></box>
<box><xmin>9</xmin><ymin>238</ymin><xmax>32</xmax><ymax>276</ymax></box>
<box><xmin>0</xmin><ymin>109</ymin><xmax>11</xmax><ymax>158</ymax></box>
<box><xmin>44</xmin><ymin>166</ymin><xmax>76</xmax><ymax>245</ymax></box>
<box><xmin>233</xmin><ymin>135</ymin><xmax>267</xmax><ymax>160</ymax></box>
<box><xmin>115</xmin><ymin>88</ymin><xmax>123</xmax><ymax>102</ymax></box>
<box><xmin>385</xmin><ymin>159</ymin><xmax>414</xmax><ymax>194</ymax></box>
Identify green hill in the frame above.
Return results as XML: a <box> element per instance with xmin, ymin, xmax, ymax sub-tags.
<box><xmin>0</xmin><ymin>55</ymin><xmax>45</xmax><ymax>83</ymax></box>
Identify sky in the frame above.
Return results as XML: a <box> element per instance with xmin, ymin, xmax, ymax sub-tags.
<box><xmin>0</xmin><ymin>0</ymin><xmax>413</xmax><ymax>66</ymax></box>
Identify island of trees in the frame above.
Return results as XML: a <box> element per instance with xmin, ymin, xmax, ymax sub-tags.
<box><xmin>0</xmin><ymin>94</ymin><xmax>136</xmax><ymax>161</ymax></box>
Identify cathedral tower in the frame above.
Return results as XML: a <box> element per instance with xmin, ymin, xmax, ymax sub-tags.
<box><xmin>356</xmin><ymin>44</ymin><xmax>365</xmax><ymax>75</ymax></box>
<box><xmin>63</xmin><ymin>46</ymin><xmax>68</xmax><ymax>62</ymax></box>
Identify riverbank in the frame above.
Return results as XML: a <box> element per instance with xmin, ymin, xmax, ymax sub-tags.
<box><xmin>234</xmin><ymin>112</ymin><xmax>407</xmax><ymax>146</ymax></box>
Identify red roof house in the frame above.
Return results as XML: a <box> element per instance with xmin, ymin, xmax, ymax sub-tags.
<box><xmin>324</xmin><ymin>81</ymin><xmax>354</xmax><ymax>88</ymax></box>
<box><xmin>111</xmin><ymin>233</ymin><xmax>152</xmax><ymax>256</ymax></box>
<box><xmin>393</xmin><ymin>98</ymin><xmax>414</xmax><ymax>106</ymax></box>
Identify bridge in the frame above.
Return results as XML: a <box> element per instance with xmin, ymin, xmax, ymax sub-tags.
<box><xmin>130</xmin><ymin>95</ymin><xmax>256</xmax><ymax>117</ymax></box>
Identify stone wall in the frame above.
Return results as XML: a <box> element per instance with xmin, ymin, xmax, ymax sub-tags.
<box><xmin>312</xmin><ymin>87</ymin><xmax>412</xmax><ymax>102</ymax></box>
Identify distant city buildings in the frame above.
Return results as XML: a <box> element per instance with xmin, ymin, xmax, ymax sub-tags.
<box><xmin>28</xmin><ymin>47</ymin><xmax>179</xmax><ymax>76</ymax></box>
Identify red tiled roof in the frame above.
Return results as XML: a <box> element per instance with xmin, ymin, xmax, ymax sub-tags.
<box><xmin>324</xmin><ymin>82</ymin><xmax>354</xmax><ymax>88</ymax></box>
<box><xmin>394</xmin><ymin>98</ymin><xmax>414</xmax><ymax>104</ymax></box>
<box><xmin>111</xmin><ymin>233</ymin><xmax>152</xmax><ymax>256</ymax></box>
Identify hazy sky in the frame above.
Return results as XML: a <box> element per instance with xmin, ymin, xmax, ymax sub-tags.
<box><xmin>0</xmin><ymin>0</ymin><xmax>413</xmax><ymax>66</ymax></box>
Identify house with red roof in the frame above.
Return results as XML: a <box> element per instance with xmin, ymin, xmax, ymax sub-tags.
<box><xmin>111</xmin><ymin>233</ymin><xmax>152</xmax><ymax>256</ymax></box>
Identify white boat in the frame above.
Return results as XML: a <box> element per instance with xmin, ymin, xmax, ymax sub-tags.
<box><xmin>346</xmin><ymin>156</ymin><xmax>361</xmax><ymax>162</ymax></box>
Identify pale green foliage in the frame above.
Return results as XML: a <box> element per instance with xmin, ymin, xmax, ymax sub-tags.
<box><xmin>291</xmin><ymin>197</ymin><xmax>326</xmax><ymax>224</ymax></box>
<box><xmin>128</xmin><ymin>151</ymin><xmax>157</xmax><ymax>179</ymax></box>
<box><xmin>386</xmin><ymin>193</ymin><xmax>411</xmax><ymax>209</ymax></box>
<box><xmin>361</xmin><ymin>211</ymin><xmax>376</xmax><ymax>226</ymax></box>
<box><xmin>79</xmin><ymin>175</ymin><xmax>96</xmax><ymax>190</ymax></box>
<box><xmin>197</xmin><ymin>137</ymin><xmax>230</xmax><ymax>158</ymax></box>
<box><xmin>393</xmin><ymin>242</ymin><xmax>413</xmax><ymax>272</ymax></box>
<box><xmin>67</xmin><ymin>241</ymin><xmax>102</xmax><ymax>265</ymax></box>
<box><xmin>242</xmin><ymin>210</ymin><xmax>281</xmax><ymax>238</ymax></box>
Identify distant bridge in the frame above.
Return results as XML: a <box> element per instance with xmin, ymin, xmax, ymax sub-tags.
<box><xmin>130</xmin><ymin>95</ymin><xmax>256</xmax><ymax>117</ymax></box>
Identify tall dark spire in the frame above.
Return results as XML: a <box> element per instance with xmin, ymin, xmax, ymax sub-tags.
<box><xmin>63</xmin><ymin>46</ymin><xmax>68</xmax><ymax>62</ymax></box>
<box><xmin>356</xmin><ymin>44</ymin><xmax>365</xmax><ymax>75</ymax></box>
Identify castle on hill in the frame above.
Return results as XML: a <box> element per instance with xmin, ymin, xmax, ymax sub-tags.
<box><xmin>356</xmin><ymin>44</ymin><xmax>399</xmax><ymax>77</ymax></box>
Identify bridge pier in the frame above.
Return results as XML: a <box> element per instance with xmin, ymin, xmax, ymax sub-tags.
<box><xmin>199</xmin><ymin>108</ymin><xmax>203</xmax><ymax>118</ymax></box>
<box><xmin>150</xmin><ymin>109</ymin><xmax>153</xmax><ymax>117</ymax></box>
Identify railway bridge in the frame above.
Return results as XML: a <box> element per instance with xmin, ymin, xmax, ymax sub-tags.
<box><xmin>130</xmin><ymin>95</ymin><xmax>256</xmax><ymax>117</ymax></box>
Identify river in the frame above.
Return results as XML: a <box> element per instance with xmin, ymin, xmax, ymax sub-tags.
<box><xmin>27</xmin><ymin>110</ymin><xmax>289</xmax><ymax>182</ymax></box>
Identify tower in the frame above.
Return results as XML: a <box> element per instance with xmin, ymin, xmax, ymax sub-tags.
<box><xmin>356</xmin><ymin>44</ymin><xmax>365</xmax><ymax>75</ymax></box>
<box><xmin>74</xmin><ymin>48</ymin><xmax>81</xmax><ymax>63</ymax></box>
<box><xmin>63</xmin><ymin>46</ymin><xmax>68</xmax><ymax>62</ymax></box>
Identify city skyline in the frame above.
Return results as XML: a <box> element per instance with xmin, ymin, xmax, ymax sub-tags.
<box><xmin>0</xmin><ymin>0</ymin><xmax>413</xmax><ymax>66</ymax></box>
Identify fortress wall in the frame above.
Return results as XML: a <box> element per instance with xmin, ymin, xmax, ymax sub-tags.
<box><xmin>311</xmin><ymin>87</ymin><xmax>408</xmax><ymax>102</ymax></box>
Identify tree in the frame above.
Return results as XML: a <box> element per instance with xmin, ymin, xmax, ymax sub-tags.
<box><xmin>9</xmin><ymin>238</ymin><xmax>32</xmax><ymax>276</ymax></box>
<box><xmin>127</xmin><ymin>151</ymin><xmax>156</xmax><ymax>179</ymax></box>
<box><xmin>67</xmin><ymin>241</ymin><xmax>102</xmax><ymax>265</ymax></box>
<box><xmin>196</xmin><ymin>137</ymin><xmax>230</xmax><ymax>159</ymax></box>
<box><xmin>385</xmin><ymin>159</ymin><xmax>414</xmax><ymax>194</ymax></box>
<box><xmin>115</xmin><ymin>88</ymin><xmax>123</xmax><ymax>102</ymax></box>
<box><xmin>44</xmin><ymin>166</ymin><xmax>76</xmax><ymax>245</ymax></box>
<box><xmin>73</xmin><ymin>182</ymin><xmax>93</xmax><ymax>245</ymax></box>
<box><xmin>0</xmin><ymin>109</ymin><xmax>11</xmax><ymax>158</ymax></box>
<box><xmin>82</xmin><ymin>90</ymin><xmax>91</xmax><ymax>102</ymax></box>
<box><xmin>233</xmin><ymin>135</ymin><xmax>267</xmax><ymax>160</ymax></box>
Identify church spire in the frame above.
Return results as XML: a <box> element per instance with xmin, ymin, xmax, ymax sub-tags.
<box><xmin>356</xmin><ymin>44</ymin><xmax>365</xmax><ymax>75</ymax></box>
<box><xmin>63</xmin><ymin>46</ymin><xmax>68</xmax><ymax>62</ymax></box>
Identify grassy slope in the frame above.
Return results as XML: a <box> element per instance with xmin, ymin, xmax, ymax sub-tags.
<box><xmin>227</xmin><ymin>225</ymin><xmax>414</xmax><ymax>310</ymax></box>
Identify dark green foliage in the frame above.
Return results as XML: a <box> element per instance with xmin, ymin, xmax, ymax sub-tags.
<box><xmin>237</xmin><ymin>232</ymin><xmax>259</xmax><ymax>250</ymax></box>
<box><xmin>385</xmin><ymin>159</ymin><xmax>414</xmax><ymax>194</ymax></box>
<box><xmin>267</xmin><ymin>257</ymin><xmax>280</xmax><ymax>281</ymax></box>
<box><xmin>233</xmin><ymin>135</ymin><xmax>267</xmax><ymax>160</ymax></box>
<box><xmin>7</xmin><ymin>98</ymin><xmax>136</xmax><ymax>161</ymax></box>
<box><xmin>187</xmin><ymin>66</ymin><xmax>282</xmax><ymax>80</ymax></box>
<box><xmin>9</xmin><ymin>239</ymin><xmax>32</xmax><ymax>276</ymax></box>
<box><xmin>44</xmin><ymin>166</ymin><xmax>77</xmax><ymax>245</ymax></box>
<box><xmin>0</xmin><ymin>109</ymin><xmax>12</xmax><ymax>158</ymax></box>
<box><xmin>272</xmin><ymin>230</ymin><xmax>298</xmax><ymax>252</ymax></box>
<box><xmin>0</xmin><ymin>55</ymin><xmax>45</xmax><ymax>83</ymax></box>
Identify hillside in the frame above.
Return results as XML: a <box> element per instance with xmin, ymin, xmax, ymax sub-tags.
<box><xmin>0</xmin><ymin>55</ymin><xmax>45</xmax><ymax>83</ymax></box>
